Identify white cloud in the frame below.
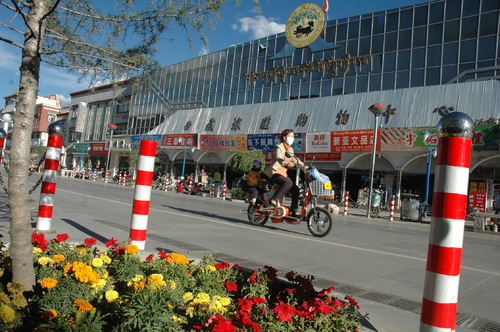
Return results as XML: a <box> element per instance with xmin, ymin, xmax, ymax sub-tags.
<box><xmin>198</xmin><ymin>45</ymin><xmax>209</xmax><ymax>56</ymax></box>
<box><xmin>232</xmin><ymin>15</ymin><xmax>285</xmax><ymax>40</ymax></box>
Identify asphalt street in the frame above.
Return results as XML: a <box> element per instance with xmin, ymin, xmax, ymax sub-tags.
<box><xmin>1</xmin><ymin>169</ymin><xmax>499</xmax><ymax>332</ymax></box>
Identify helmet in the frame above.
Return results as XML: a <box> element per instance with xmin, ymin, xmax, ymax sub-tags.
<box><xmin>251</xmin><ymin>160</ymin><xmax>262</xmax><ymax>169</ymax></box>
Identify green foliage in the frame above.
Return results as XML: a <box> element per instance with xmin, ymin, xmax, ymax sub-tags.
<box><xmin>231</xmin><ymin>150</ymin><xmax>265</xmax><ymax>173</ymax></box>
<box><xmin>230</xmin><ymin>187</ymin><xmax>247</xmax><ymax>200</ymax></box>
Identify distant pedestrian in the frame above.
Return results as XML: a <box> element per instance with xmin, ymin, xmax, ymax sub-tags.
<box><xmin>494</xmin><ymin>194</ymin><xmax>500</xmax><ymax>214</ymax></box>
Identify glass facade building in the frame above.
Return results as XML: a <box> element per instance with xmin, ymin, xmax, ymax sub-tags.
<box><xmin>129</xmin><ymin>0</ymin><xmax>500</xmax><ymax>135</ymax></box>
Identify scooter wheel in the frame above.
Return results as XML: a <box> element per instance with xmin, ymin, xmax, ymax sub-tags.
<box><xmin>306</xmin><ymin>207</ymin><xmax>332</xmax><ymax>237</ymax></box>
<box><xmin>247</xmin><ymin>205</ymin><xmax>269</xmax><ymax>226</ymax></box>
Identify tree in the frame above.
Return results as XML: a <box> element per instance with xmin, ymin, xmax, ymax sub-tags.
<box><xmin>0</xmin><ymin>0</ymin><xmax>259</xmax><ymax>291</ymax></box>
<box><xmin>231</xmin><ymin>150</ymin><xmax>265</xmax><ymax>174</ymax></box>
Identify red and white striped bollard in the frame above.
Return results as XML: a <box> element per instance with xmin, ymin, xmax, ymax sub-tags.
<box><xmin>420</xmin><ymin>112</ymin><xmax>475</xmax><ymax>332</ymax></box>
<box><xmin>128</xmin><ymin>140</ymin><xmax>157</xmax><ymax>250</ymax></box>
<box><xmin>188</xmin><ymin>176</ymin><xmax>193</xmax><ymax>193</ymax></box>
<box><xmin>93</xmin><ymin>169</ymin><xmax>97</xmax><ymax>181</ymax></box>
<box><xmin>210</xmin><ymin>182</ymin><xmax>214</xmax><ymax>198</ymax></box>
<box><xmin>222</xmin><ymin>181</ymin><xmax>227</xmax><ymax>200</ymax></box>
<box><xmin>343</xmin><ymin>191</ymin><xmax>349</xmax><ymax>215</ymax></box>
<box><xmin>0</xmin><ymin>129</ymin><xmax>6</xmax><ymax>164</ymax></box>
<box><xmin>36</xmin><ymin>122</ymin><xmax>64</xmax><ymax>231</ymax></box>
<box><xmin>164</xmin><ymin>176</ymin><xmax>169</xmax><ymax>192</ymax></box>
<box><xmin>389</xmin><ymin>195</ymin><xmax>395</xmax><ymax>221</ymax></box>
<box><xmin>105</xmin><ymin>170</ymin><xmax>109</xmax><ymax>183</ymax></box>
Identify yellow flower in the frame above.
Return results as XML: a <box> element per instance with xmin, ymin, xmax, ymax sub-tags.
<box><xmin>37</xmin><ymin>257</ymin><xmax>55</xmax><ymax>266</ymax></box>
<box><xmin>166</xmin><ymin>280</ymin><xmax>176</xmax><ymax>290</ymax></box>
<box><xmin>77</xmin><ymin>248</ymin><xmax>87</xmax><ymax>255</ymax></box>
<box><xmin>91</xmin><ymin>258</ymin><xmax>103</xmax><ymax>268</ymax></box>
<box><xmin>0</xmin><ymin>293</ymin><xmax>10</xmax><ymax>304</ymax></box>
<box><xmin>90</xmin><ymin>279</ymin><xmax>106</xmax><ymax>289</ymax></box>
<box><xmin>100</xmin><ymin>254</ymin><xmax>112</xmax><ymax>264</ymax></box>
<box><xmin>105</xmin><ymin>290</ymin><xmax>119</xmax><ymax>303</ymax></box>
<box><xmin>183</xmin><ymin>292</ymin><xmax>194</xmax><ymax>303</ymax></box>
<box><xmin>42</xmin><ymin>309</ymin><xmax>57</xmax><ymax>320</ymax></box>
<box><xmin>73</xmin><ymin>299</ymin><xmax>93</xmax><ymax>312</ymax></box>
<box><xmin>185</xmin><ymin>306</ymin><xmax>194</xmax><ymax>317</ymax></box>
<box><xmin>166</xmin><ymin>253</ymin><xmax>189</xmax><ymax>265</ymax></box>
<box><xmin>40</xmin><ymin>278</ymin><xmax>58</xmax><ymax>289</ymax></box>
<box><xmin>52</xmin><ymin>254</ymin><xmax>65</xmax><ymax>263</ymax></box>
<box><xmin>172</xmin><ymin>315</ymin><xmax>185</xmax><ymax>324</ymax></box>
<box><xmin>32</xmin><ymin>247</ymin><xmax>43</xmax><ymax>255</ymax></box>
<box><xmin>126</xmin><ymin>244</ymin><xmax>139</xmax><ymax>255</ymax></box>
<box><xmin>66</xmin><ymin>262</ymin><xmax>100</xmax><ymax>284</ymax></box>
<box><xmin>0</xmin><ymin>303</ymin><xmax>15</xmax><ymax>323</ymax></box>
<box><xmin>206</xmin><ymin>265</ymin><xmax>216</xmax><ymax>272</ymax></box>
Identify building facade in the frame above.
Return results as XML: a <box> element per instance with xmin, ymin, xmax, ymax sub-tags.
<box><xmin>69</xmin><ymin>0</ymin><xmax>500</xmax><ymax>212</ymax></box>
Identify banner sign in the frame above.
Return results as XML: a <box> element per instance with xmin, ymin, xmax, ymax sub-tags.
<box><xmin>380</xmin><ymin>127</ymin><xmax>436</xmax><ymax>151</ymax></box>
<box><xmin>72</xmin><ymin>143</ymin><xmax>90</xmax><ymax>154</ymax></box>
<box><xmin>331</xmin><ymin>130</ymin><xmax>379</xmax><ymax>153</ymax></box>
<box><xmin>131</xmin><ymin>134</ymin><xmax>162</xmax><ymax>150</ymax></box>
<box><xmin>74</xmin><ymin>102</ymin><xmax>88</xmax><ymax>133</ymax></box>
<box><xmin>305</xmin><ymin>153</ymin><xmax>341</xmax><ymax>161</ymax></box>
<box><xmin>162</xmin><ymin>134</ymin><xmax>197</xmax><ymax>148</ymax></box>
<box><xmin>472</xmin><ymin>124</ymin><xmax>500</xmax><ymax>151</ymax></box>
<box><xmin>199</xmin><ymin>135</ymin><xmax>247</xmax><ymax>151</ymax></box>
<box><xmin>89</xmin><ymin>143</ymin><xmax>107</xmax><ymax>155</ymax></box>
<box><xmin>306</xmin><ymin>132</ymin><xmax>331</xmax><ymax>153</ymax></box>
<box><xmin>247</xmin><ymin>134</ymin><xmax>276</xmax><ymax>152</ymax></box>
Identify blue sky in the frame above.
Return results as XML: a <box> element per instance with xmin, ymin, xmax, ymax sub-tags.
<box><xmin>0</xmin><ymin>0</ymin><xmax>424</xmax><ymax>105</ymax></box>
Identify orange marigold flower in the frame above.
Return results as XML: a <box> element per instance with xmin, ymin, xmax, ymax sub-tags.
<box><xmin>166</xmin><ymin>252</ymin><xmax>189</xmax><ymax>265</ymax></box>
<box><xmin>42</xmin><ymin>309</ymin><xmax>57</xmax><ymax>319</ymax></box>
<box><xmin>74</xmin><ymin>299</ymin><xmax>93</xmax><ymax>312</ymax></box>
<box><xmin>126</xmin><ymin>244</ymin><xmax>139</xmax><ymax>255</ymax></box>
<box><xmin>66</xmin><ymin>262</ymin><xmax>100</xmax><ymax>284</ymax></box>
<box><xmin>40</xmin><ymin>278</ymin><xmax>58</xmax><ymax>289</ymax></box>
<box><xmin>53</xmin><ymin>254</ymin><xmax>65</xmax><ymax>263</ymax></box>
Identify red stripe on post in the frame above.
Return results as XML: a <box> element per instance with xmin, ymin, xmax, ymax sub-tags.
<box><xmin>41</xmin><ymin>182</ymin><xmax>56</xmax><ymax>194</ymax></box>
<box><xmin>135</xmin><ymin>170</ymin><xmax>154</xmax><ymax>186</ymax></box>
<box><xmin>47</xmin><ymin>135</ymin><xmax>63</xmax><ymax>148</ymax></box>
<box><xmin>129</xmin><ymin>229</ymin><xmax>147</xmax><ymax>241</ymax></box>
<box><xmin>432</xmin><ymin>192</ymin><xmax>468</xmax><ymax>220</ymax></box>
<box><xmin>132</xmin><ymin>200</ymin><xmax>151</xmax><ymax>215</ymax></box>
<box><xmin>44</xmin><ymin>159</ymin><xmax>60</xmax><ymax>171</ymax></box>
<box><xmin>435</xmin><ymin>137</ymin><xmax>471</xmax><ymax>167</ymax></box>
<box><xmin>421</xmin><ymin>298</ymin><xmax>457</xmax><ymax>329</ymax></box>
<box><xmin>38</xmin><ymin>205</ymin><xmax>53</xmax><ymax>218</ymax></box>
<box><xmin>426</xmin><ymin>244</ymin><xmax>463</xmax><ymax>276</ymax></box>
<box><xmin>139</xmin><ymin>140</ymin><xmax>157</xmax><ymax>157</ymax></box>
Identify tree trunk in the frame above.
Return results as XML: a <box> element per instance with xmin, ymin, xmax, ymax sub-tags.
<box><xmin>8</xmin><ymin>0</ymin><xmax>49</xmax><ymax>291</ymax></box>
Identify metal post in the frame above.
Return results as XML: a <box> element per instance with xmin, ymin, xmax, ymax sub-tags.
<box><xmin>366</xmin><ymin>104</ymin><xmax>386</xmax><ymax>218</ymax></box>
<box><xmin>106</xmin><ymin>124</ymin><xmax>117</xmax><ymax>180</ymax></box>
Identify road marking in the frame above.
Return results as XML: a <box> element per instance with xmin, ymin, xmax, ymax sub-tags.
<box><xmin>57</xmin><ymin>188</ymin><xmax>500</xmax><ymax>277</ymax></box>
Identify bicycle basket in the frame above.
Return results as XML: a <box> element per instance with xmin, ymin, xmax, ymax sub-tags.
<box><xmin>309</xmin><ymin>180</ymin><xmax>333</xmax><ymax>197</ymax></box>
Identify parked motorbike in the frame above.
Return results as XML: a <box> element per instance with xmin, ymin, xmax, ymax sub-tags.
<box><xmin>246</xmin><ymin>152</ymin><xmax>333</xmax><ymax>237</ymax></box>
<box><xmin>369</xmin><ymin>188</ymin><xmax>384</xmax><ymax>218</ymax></box>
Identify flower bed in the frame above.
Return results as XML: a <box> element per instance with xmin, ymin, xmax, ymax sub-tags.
<box><xmin>0</xmin><ymin>233</ymin><xmax>366</xmax><ymax>331</ymax></box>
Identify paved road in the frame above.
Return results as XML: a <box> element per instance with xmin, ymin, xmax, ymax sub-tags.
<box><xmin>1</xmin><ymin>171</ymin><xmax>499</xmax><ymax>331</ymax></box>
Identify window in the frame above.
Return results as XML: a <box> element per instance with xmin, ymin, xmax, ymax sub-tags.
<box><xmin>413</xmin><ymin>26</ymin><xmax>427</xmax><ymax>48</ymax></box>
<box><xmin>427</xmin><ymin>45</ymin><xmax>442</xmax><ymax>67</ymax></box>
<box><xmin>443</xmin><ymin>43</ymin><xmax>459</xmax><ymax>65</ymax></box>
<box><xmin>47</xmin><ymin>114</ymin><xmax>56</xmax><ymax>122</ymax></box>
<box><xmin>461</xmin><ymin>16</ymin><xmax>478</xmax><ymax>40</ymax></box>
<box><xmin>382</xmin><ymin>72</ymin><xmax>395</xmax><ymax>90</ymax></box>
<box><xmin>428</xmin><ymin>24</ymin><xmax>443</xmax><ymax>45</ymax></box>
<box><xmin>444</xmin><ymin>20</ymin><xmax>460</xmax><ymax>43</ymax></box>
<box><xmin>478</xmin><ymin>36</ymin><xmax>496</xmax><ymax>60</ymax></box>
<box><xmin>414</xmin><ymin>5</ymin><xmax>428</xmax><ymax>26</ymax></box>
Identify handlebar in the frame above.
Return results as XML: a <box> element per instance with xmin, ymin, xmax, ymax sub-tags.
<box><xmin>285</xmin><ymin>151</ymin><xmax>313</xmax><ymax>186</ymax></box>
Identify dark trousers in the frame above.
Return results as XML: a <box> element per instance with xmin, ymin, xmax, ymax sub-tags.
<box><xmin>271</xmin><ymin>174</ymin><xmax>300</xmax><ymax>212</ymax></box>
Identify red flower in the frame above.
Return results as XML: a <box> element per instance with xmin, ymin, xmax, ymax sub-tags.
<box><xmin>114</xmin><ymin>246</ymin><xmax>126</xmax><ymax>255</ymax></box>
<box><xmin>248</xmin><ymin>270</ymin><xmax>258</xmax><ymax>284</ymax></box>
<box><xmin>252</xmin><ymin>297</ymin><xmax>266</xmax><ymax>304</ymax></box>
<box><xmin>36</xmin><ymin>242</ymin><xmax>48</xmax><ymax>252</ymax></box>
<box><xmin>238</xmin><ymin>298</ymin><xmax>254</xmax><ymax>311</ymax></box>
<box><xmin>284</xmin><ymin>270</ymin><xmax>296</xmax><ymax>281</ymax></box>
<box><xmin>215</xmin><ymin>262</ymin><xmax>230</xmax><ymax>270</ymax></box>
<box><xmin>158</xmin><ymin>250</ymin><xmax>168</xmax><ymax>259</ymax></box>
<box><xmin>345</xmin><ymin>295</ymin><xmax>360</xmax><ymax>309</ymax></box>
<box><xmin>55</xmin><ymin>233</ymin><xmax>69</xmax><ymax>242</ymax></box>
<box><xmin>145</xmin><ymin>254</ymin><xmax>154</xmax><ymax>262</ymax></box>
<box><xmin>264</xmin><ymin>265</ymin><xmax>278</xmax><ymax>280</ymax></box>
<box><xmin>32</xmin><ymin>233</ymin><xmax>45</xmax><ymax>244</ymax></box>
<box><xmin>105</xmin><ymin>237</ymin><xmax>117</xmax><ymax>247</ymax></box>
<box><xmin>222</xmin><ymin>281</ymin><xmax>238</xmax><ymax>292</ymax></box>
<box><xmin>318</xmin><ymin>286</ymin><xmax>336</xmax><ymax>296</ymax></box>
<box><xmin>213</xmin><ymin>320</ymin><xmax>237</xmax><ymax>332</ymax></box>
<box><xmin>84</xmin><ymin>238</ymin><xmax>97</xmax><ymax>247</ymax></box>
<box><xmin>273</xmin><ymin>301</ymin><xmax>296</xmax><ymax>322</ymax></box>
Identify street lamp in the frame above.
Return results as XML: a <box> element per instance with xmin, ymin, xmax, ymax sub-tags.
<box><xmin>106</xmin><ymin>124</ymin><xmax>117</xmax><ymax>176</ymax></box>
<box><xmin>421</xmin><ymin>132</ymin><xmax>437</xmax><ymax>217</ymax></box>
<box><xmin>366</xmin><ymin>103</ymin><xmax>386</xmax><ymax>218</ymax></box>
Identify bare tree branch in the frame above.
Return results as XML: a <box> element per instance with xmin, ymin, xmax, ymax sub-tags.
<box><xmin>0</xmin><ymin>35</ymin><xmax>24</xmax><ymax>48</ymax></box>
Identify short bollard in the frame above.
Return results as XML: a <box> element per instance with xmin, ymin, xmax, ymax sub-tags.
<box><xmin>222</xmin><ymin>181</ymin><xmax>227</xmax><ymax>200</ymax></box>
<box><xmin>36</xmin><ymin>122</ymin><xmax>64</xmax><ymax>231</ymax></box>
<box><xmin>93</xmin><ymin>169</ymin><xmax>97</xmax><ymax>181</ymax></box>
<box><xmin>0</xmin><ymin>129</ymin><xmax>6</xmax><ymax>164</ymax></box>
<box><xmin>105</xmin><ymin>170</ymin><xmax>109</xmax><ymax>183</ymax></box>
<box><xmin>129</xmin><ymin>140</ymin><xmax>156</xmax><ymax>250</ymax></box>
<box><xmin>188</xmin><ymin>176</ymin><xmax>193</xmax><ymax>193</ymax></box>
<box><xmin>343</xmin><ymin>191</ymin><xmax>349</xmax><ymax>215</ymax></box>
<box><xmin>389</xmin><ymin>195</ymin><xmax>395</xmax><ymax>221</ymax></box>
<box><xmin>210</xmin><ymin>183</ymin><xmax>215</xmax><ymax>198</ymax></box>
<box><xmin>420</xmin><ymin>112</ymin><xmax>475</xmax><ymax>332</ymax></box>
<box><xmin>164</xmin><ymin>176</ymin><xmax>169</xmax><ymax>192</ymax></box>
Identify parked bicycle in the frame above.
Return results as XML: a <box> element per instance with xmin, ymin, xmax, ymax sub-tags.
<box><xmin>246</xmin><ymin>152</ymin><xmax>333</xmax><ymax>237</ymax></box>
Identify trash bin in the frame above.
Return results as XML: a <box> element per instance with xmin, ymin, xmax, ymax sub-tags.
<box><xmin>401</xmin><ymin>194</ymin><xmax>420</xmax><ymax>221</ymax></box>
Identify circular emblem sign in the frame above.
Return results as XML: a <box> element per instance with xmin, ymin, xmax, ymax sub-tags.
<box><xmin>285</xmin><ymin>3</ymin><xmax>325</xmax><ymax>49</ymax></box>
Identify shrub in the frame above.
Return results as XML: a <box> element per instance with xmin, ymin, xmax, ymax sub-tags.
<box><xmin>231</xmin><ymin>187</ymin><xmax>247</xmax><ymax>201</ymax></box>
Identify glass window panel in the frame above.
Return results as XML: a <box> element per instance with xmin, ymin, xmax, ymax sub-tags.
<box><xmin>347</xmin><ymin>39</ymin><xmax>359</xmax><ymax>57</ymax></box>
<box><xmin>357</xmin><ymin>76</ymin><xmax>368</xmax><ymax>93</ymax></box>
<box><xmin>325</xmin><ymin>25</ymin><xmax>336</xmax><ymax>42</ymax></box>
<box><xmin>369</xmin><ymin>74</ymin><xmax>381</xmax><ymax>91</ymax></box>
<box><xmin>262</xmin><ymin>87</ymin><xmax>271</xmax><ymax>103</ymax></box>
<box><xmin>482</xmin><ymin>1</ymin><xmax>500</xmax><ymax>12</ymax></box>
<box><xmin>398</xmin><ymin>50</ymin><xmax>411</xmax><ymax>70</ymax></box>
<box><xmin>412</xmin><ymin>47</ymin><xmax>426</xmax><ymax>68</ymax></box>
<box><xmin>337</xmin><ymin>23</ymin><xmax>347</xmax><ymax>41</ymax></box>
<box><xmin>344</xmin><ymin>78</ymin><xmax>355</xmax><ymax>94</ymax></box>
<box><xmin>253</xmin><ymin>89</ymin><xmax>262</xmax><ymax>103</ymax></box>
<box><xmin>359</xmin><ymin>37</ymin><xmax>371</xmax><ymax>55</ymax></box>
<box><xmin>399</xmin><ymin>29</ymin><xmax>412</xmax><ymax>50</ymax></box>
<box><xmin>442</xmin><ymin>65</ymin><xmax>457</xmax><ymax>83</ymax></box>
<box><xmin>461</xmin><ymin>16</ymin><xmax>478</xmax><ymax>40</ymax></box>
<box><xmin>372</xmin><ymin>35</ymin><xmax>384</xmax><ymax>54</ymax></box>
<box><xmin>271</xmin><ymin>86</ymin><xmax>280</xmax><ymax>102</ymax></box>
<box><xmin>413</xmin><ymin>26</ymin><xmax>427</xmax><ymax>47</ymax></box>
<box><xmin>414</xmin><ymin>5</ymin><xmax>428</xmax><ymax>26</ymax></box>
<box><xmin>385</xmin><ymin>32</ymin><xmax>397</xmax><ymax>52</ymax></box>
<box><xmin>386</xmin><ymin>12</ymin><xmax>399</xmax><ymax>32</ymax></box>
<box><xmin>400</xmin><ymin>9</ymin><xmax>413</xmax><ymax>29</ymax></box>
<box><xmin>321</xmin><ymin>80</ymin><xmax>332</xmax><ymax>97</ymax></box>
<box><xmin>348</xmin><ymin>20</ymin><xmax>359</xmax><ymax>39</ymax></box>
<box><xmin>360</xmin><ymin>18</ymin><xmax>372</xmax><ymax>37</ymax></box>
<box><xmin>460</xmin><ymin>39</ymin><xmax>477</xmax><ymax>62</ymax></box>
<box><xmin>429</xmin><ymin>2</ymin><xmax>444</xmax><ymax>24</ymax></box>
<box><xmin>384</xmin><ymin>52</ymin><xmax>396</xmax><ymax>72</ymax></box>
<box><xmin>445</xmin><ymin>0</ymin><xmax>461</xmax><ymax>20</ymax></box>
<box><xmin>396</xmin><ymin>71</ymin><xmax>410</xmax><ymax>89</ymax></box>
<box><xmin>477</xmin><ymin>60</ymin><xmax>495</xmax><ymax>68</ymax></box>
<box><xmin>411</xmin><ymin>69</ymin><xmax>425</xmax><ymax>86</ymax></box>
<box><xmin>373</xmin><ymin>15</ymin><xmax>385</xmax><ymax>34</ymax></box>
<box><xmin>372</xmin><ymin>54</ymin><xmax>383</xmax><ymax>73</ymax></box>
<box><xmin>310</xmin><ymin>81</ymin><xmax>320</xmax><ymax>97</ymax></box>
<box><xmin>443</xmin><ymin>42</ymin><xmax>458</xmax><ymax>65</ymax></box>
<box><xmin>444</xmin><ymin>20</ymin><xmax>460</xmax><ymax>43</ymax></box>
<box><xmin>427</xmin><ymin>45</ymin><xmax>442</xmax><ymax>67</ymax></box>
<box><xmin>238</xmin><ymin>91</ymin><xmax>245</xmax><ymax>104</ymax></box>
<box><xmin>426</xmin><ymin>67</ymin><xmax>441</xmax><ymax>85</ymax></box>
<box><xmin>222</xmin><ymin>92</ymin><xmax>230</xmax><ymax>106</ymax></box>
<box><xmin>382</xmin><ymin>72</ymin><xmax>395</xmax><ymax>90</ymax></box>
<box><xmin>300</xmin><ymin>83</ymin><xmax>310</xmax><ymax>97</ymax></box>
<box><xmin>428</xmin><ymin>24</ymin><xmax>443</xmax><ymax>45</ymax></box>
<box><xmin>480</xmin><ymin>12</ymin><xmax>499</xmax><ymax>36</ymax></box>
<box><xmin>478</xmin><ymin>36</ymin><xmax>497</xmax><ymax>60</ymax></box>
<box><xmin>333</xmin><ymin>79</ymin><xmax>343</xmax><ymax>95</ymax></box>
<box><xmin>463</xmin><ymin>0</ymin><xmax>480</xmax><ymax>16</ymax></box>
